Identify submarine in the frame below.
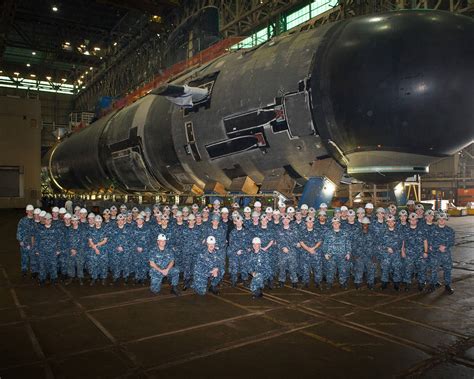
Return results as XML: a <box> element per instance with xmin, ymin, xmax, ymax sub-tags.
<box><xmin>46</xmin><ymin>10</ymin><xmax>474</xmax><ymax>195</ymax></box>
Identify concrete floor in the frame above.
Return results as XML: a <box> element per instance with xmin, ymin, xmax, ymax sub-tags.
<box><xmin>0</xmin><ymin>209</ymin><xmax>473</xmax><ymax>379</ymax></box>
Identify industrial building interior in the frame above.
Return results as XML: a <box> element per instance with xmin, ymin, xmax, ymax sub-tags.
<box><xmin>0</xmin><ymin>0</ymin><xmax>473</xmax><ymax>378</ymax></box>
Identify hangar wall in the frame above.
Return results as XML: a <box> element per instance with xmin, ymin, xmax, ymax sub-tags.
<box><xmin>0</xmin><ymin>96</ymin><xmax>41</xmax><ymax>208</ymax></box>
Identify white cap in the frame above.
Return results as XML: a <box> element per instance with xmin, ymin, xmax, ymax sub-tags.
<box><xmin>348</xmin><ymin>210</ymin><xmax>355</xmax><ymax>217</ymax></box>
<box><xmin>399</xmin><ymin>210</ymin><xmax>408</xmax><ymax>216</ymax></box>
<box><xmin>80</xmin><ymin>208</ymin><xmax>87</xmax><ymax>214</ymax></box>
<box><xmin>74</xmin><ymin>206</ymin><xmax>81</xmax><ymax>211</ymax></box>
<box><xmin>44</xmin><ymin>213</ymin><xmax>52</xmax><ymax>220</ymax></box>
<box><xmin>136</xmin><ymin>214</ymin><xmax>144</xmax><ymax>220</ymax></box>
<box><xmin>244</xmin><ymin>206</ymin><xmax>251</xmax><ymax>213</ymax></box>
<box><xmin>356</xmin><ymin>207</ymin><xmax>365</xmax><ymax>214</ymax></box>
<box><xmin>252</xmin><ymin>211</ymin><xmax>259</xmax><ymax>218</ymax></box>
<box><xmin>273</xmin><ymin>210</ymin><xmax>281</xmax><ymax>215</ymax></box>
<box><xmin>409</xmin><ymin>213</ymin><xmax>418</xmax><ymax>220</ymax></box>
<box><xmin>34</xmin><ymin>208</ymin><xmax>41</xmax><ymax>215</ymax></box>
<box><xmin>319</xmin><ymin>203</ymin><xmax>328</xmax><ymax>209</ymax></box>
<box><xmin>213</xmin><ymin>199</ymin><xmax>221</xmax><ymax>205</ymax></box>
<box><xmin>254</xmin><ymin>201</ymin><xmax>262</xmax><ymax>208</ymax></box>
<box><xmin>265</xmin><ymin>207</ymin><xmax>273</xmax><ymax>213</ymax></box>
<box><xmin>52</xmin><ymin>207</ymin><xmax>60</xmax><ymax>213</ymax></box>
<box><xmin>157</xmin><ymin>234</ymin><xmax>167</xmax><ymax>241</ymax></box>
<box><xmin>221</xmin><ymin>207</ymin><xmax>229</xmax><ymax>214</ymax></box>
<box><xmin>425</xmin><ymin>209</ymin><xmax>434</xmax><ymax>216</ymax></box>
<box><xmin>39</xmin><ymin>210</ymin><xmax>46</xmax><ymax>217</ymax></box>
<box><xmin>278</xmin><ymin>202</ymin><xmax>286</xmax><ymax>208</ymax></box>
<box><xmin>64</xmin><ymin>213</ymin><xmax>72</xmax><ymax>219</ymax></box>
<box><xmin>192</xmin><ymin>204</ymin><xmax>199</xmax><ymax>209</ymax></box>
<box><xmin>59</xmin><ymin>207</ymin><xmax>66</xmax><ymax>214</ymax></box>
<box><xmin>176</xmin><ymin>211</ymin><xmax>183</xmax><ymax>217</ymax></box>
<box><xmin>407</xmin><ymin>200</ymin><xmax>415</xmax><ymax>205</ymax></box>
<box><xmin>365</xmin><ymin>203</ymin><xmax>374</xmax><ymax>209</ymax></box>
<box><xmin>206</xmin><ymin>236</ymin><xmax>216</xmax><ymax>244</ymax></box>
<box><xmin>120</xmin><ymin>204</ymin><xmax>127</xmax><ymax>209</ymax></box>
<box><xmin>71</xmin><ymin>215</ymin><xmax>79</xmax><ymax>221</ymax></box>
<box><xmin>252</xmin><ymin>237</ymin><xmax>261</xmax><ymax>244</ymax></box>
<box><xmin>361</xmin><ymin>217</ymin><xmax>371</xmax><ymax>224</ymax></box>
<box><xmin>331</xmin><ymin>217</ymin><xmax>341</xmax><ymax>224</ymax></box>
<box><xmin>386</xmin><ymin>215</ymin><xmax>396</xmax><ymax>222</ymax></box>
<box><xmin>340</xmin><ymin>206</ymin><xmax>348</xmax><ymax>212</ymax></box>
<box><xmin>300</xmin><ymin>204</ymin><xmax>309</xmax><ymax>210</ymax></box>
<box><xmin>171</xmin><ymin>204</ymin><xmax>178</xmax><ymax>209</ymax></box>
<box><xmin>132</xmin><ymin>207</ymin><xmax>139</xmax><ymax>212</ymax></box>
<box><xmin>188</xmin><ymin>214</ymin><xmax>196</xmax><ymax>221</ymax></box>
<box><xmin>26</xmin><ymin>204</ymin><xmax>34</xmax><ymax>211</ymax></box>
<box><xmin>88</xmin><ymin>212</ymin><xmax>95</xmax><ymax>219</ymax></box>
<box><xmin>376</xmin><ymin>207</ymin><xmax>386</xmax><ymax>214</ymax></box>
<box><xmin>415</xmin><ymin>204</ymin><xmax>425</xmax><ymax>210</ymax></box>
<box><xmin>94</xmin><ymin>215</ymin><xmax>103</xmax><ymax>222</ymax></box>
<box><xmin>437</xmin><ymin>212</ymin><xmax>448</xmax><ymax>220</ymax></box>
<box><xmin>182</xmin><ymin>206</ymin><xmax>189</xmax><ymax>212</ymax></box>
<box><xmin>318</xmin><ymin>210</ymin><xmax>327</xmax><ymax>216</ymax></box>
<box><xmin>305</xmin><ymin>216</ymin><xmax>315</xmax><ymax>222</ymax></box>
<box><xmin>287</xmin><ymin>207</ymin><xmax>295</xmax><ymax>213</ymax></box>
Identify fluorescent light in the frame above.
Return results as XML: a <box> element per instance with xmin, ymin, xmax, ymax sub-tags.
<box><xmin>26</xmin><ymin>63</ymin><xmax>31</xmax><ymax>67</ymax></box>
<box><xmin>113</xmin><ymin>42</ymin><xmax>117</xmax><ymax>46</ymax></box>
<box><xmin>30</xmin><ymin>74</ymin><xmax>36</xmax><ymax>78</ymax></box>
<box><xmin>14</xmin><ymin>72</ymin><xmax>20</xmax><ymax>76</ymax></box>
<box><xmin>52</xmin><ymin>6</ymin><xmax>58</xmax><ymax>12</ymax></box>
<box><xmin>32</xmin><ymin>51</ymin><xmax>36</xmax><ymax>55</ymax></box>
<box><xmin>93</xmin><ymin>47</ymin><xmax>100</xmax><ymax>51</ymax></box>
<box><xmin>46</xmin><ymin>76</ymin><xmax>52</xmax><ymax>80</ymax></box>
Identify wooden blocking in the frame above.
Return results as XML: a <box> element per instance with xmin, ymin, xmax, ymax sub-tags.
<box><xmin>260</xmin><ymin>168</ymin><xmax>295</xmax><ymax>196</ymax></box>
<box><xmin>308</xmin><ymin>158</ymin><xmax>344</xmax><ymax>185</ymax></box>
<box><xmin>204</xmin><ymin>181</ymin><xmax>227</xmax><ymax>195</ymax></box>
<box><xmin>229</xmin><ymin>176</ymin><xmax>258</xmax><ymax>195</ymax></box>
<box><xmin>191</xmin><ymin>184</ymin><xmax>204</xmax><ymax>196</ymax></box>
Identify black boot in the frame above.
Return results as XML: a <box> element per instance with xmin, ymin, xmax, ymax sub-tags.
<box><xmin>22</xmin><ymin>270</ymin><xmax>27</xmax><ymax>277</ymax></box>
<box><xmin>427</xmin><ymin>284</ymin><xmax>435</xmax><ymax>292</ymax></box>
<box><xmin>90</xmin><ymin>279</ymin><xmax>96</xmax><ymax>286</ymax></box>
<box><xmin>252</xmin><ymin>290</ymin><xmax>259</xmax><ymax>299</ymax></box>
<box><xmin>292</xmin><ymin>282</ymin><xmax>298</xmax><ymax>289</ymax></box>
<box><xmin>171</xmin><ymin>286</ymin><xmax>181</xmax><ymax>296</ymax></box>
<box><xmin>405</xmin><ymin>284</ymin><xmax>411</xmax><ymax>292</ymax></box>
<box><xmin>209</xmin><ymin>285</ymin><xmax>219</xmax><ymax>295</ymax></box>
<box><xmin>303</xmin><ymin>282</ymin><xmax>309</xmax><ymax>289</ymax></box>
<box><xmin>39</xmin><ymin>280</ymin><xmax>45</xmax><ymax>287</ymax></box>
<box><xmin>101</xmin><ymin>279</ymin><xmax>107</xmax><ymax>286</ymax></box>
<box><xmin>65</xmin><ymin>278</ymin><xmax>73</xmax><ymax>286</ymax></box>
<box><xmin>278</xmin><ymin>281</ymin><xmax>285</xmax><ymax>288</ymax></box>
<box><xmin>341</xmin><ymin>282</ymin><xmax>348</xmax><ymax>290</ymax></box>
<box><xmin>79</xmin><ymin>278</ymin><xmax>84</xmax><ymax>286</ymax></box>
<box><xmin>266</xmin><ymin>280</ymin><xmax>273</xmax><ymax>290</ymax></box>
<box><xmin>381</xmin><ymin>282</ymin><xmax>388</xmax><ymax>290</ymax></box>
<box><xmin>445</xmin><ymin>285</ymin><xmax>454</xmax><ymax>295</ymax></box>
<box><xmin>418</xmin><ymin>283</ymin><xmax>424</xmax><ymax>292</ymax></box>
<box><xmin>394</xmin><ymin>282</ymin><xmax>400</xmax><ymax>291</ymax></box>
<box><xmin>367</xmin><ymin>283</ymin><xmax>374</xmax><ymax>290</ymax></box>
<box><xmin>182</xmin><ymin>280</ymin><xmax>190</xmax><ymax>291</ymax></box>
<box><xmin>355</xmin><ymin>283</ymin><xmax>361</xmax><ymax>290</ymax></box>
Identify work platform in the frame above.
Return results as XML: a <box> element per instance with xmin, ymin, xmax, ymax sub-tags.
<box><xmin>0</xmin><ymin>210</ymin><xmax>473</xmax><ymax>378</ymax></box>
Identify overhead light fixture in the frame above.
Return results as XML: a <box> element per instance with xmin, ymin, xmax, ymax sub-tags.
<box><xmin>93</xmin><ymin>47</ymin><xmax>100</xmax><ymax>51</ymax></box>
<box><xmin>65</xmin><ymin>41</ymin><xmax>70</xmax><ymax>46</ymax></box>
<box><xmin>30</xmin><ymin>74</ymin><xmax>36</xmax><ymax>78</ymax></box>
<box><xmin>89</xmin><ymin>67</ymin><xmax>93</xmax><ymax>70</ymax></box>
<box><xmin>99</xmin><ymin>57</ymin><xmax>103</xmax><ymax>60</ymax></box>
<box><xmin>83</xmin><ymin>51</ymin><xmax>90</xmax><ymax>55</ymax></box>
<box><xmin>61</xmin><ymin>78</ymin><xmax>67</xmax><ymax>82</ymax></box>
<box><xmin>46</xmin><ymin>76</ymin><xmax>52</xmax><ymax>80</ymax></box>
<box><xmin>14</xmin><ymin>72</ymin><xmax>20</xmax><ymax>76</ymax></box>
<box><xmin>26</xmin><ymin>63</ymin><xmax>31</xmax><ymax>67</ymax></box>
<box><xmin>85</xmin><ymin>71</ymin><xmax>88</xmax><ymax>75</ymax></box>
<box><xmin>80</xmin><ymin>44</ymin><xmax>86</xmax><ymax>48</ymax></box>
<box><xmin>32</xmin><ymin>51</ymin><xmax>36</xmax><ymax>55</ymax></box>
<box><xmin>0</xmin><ymin>70</ymin><xmax>3</xmax><ymax>73</ymax></box>
<box><xmin>52</xmin><ymin>5</ymin><xmax>58</xmax><ymax>12</ymax></box>
<box><xmin>80</xmin><ymin>75</ymin><xmax>84</xmax><ymax>79</ymax></box>
<box><xmin>113</xmin><ymin>42</ymin><xmax>117</xmax><ymax>46</ymax></box>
